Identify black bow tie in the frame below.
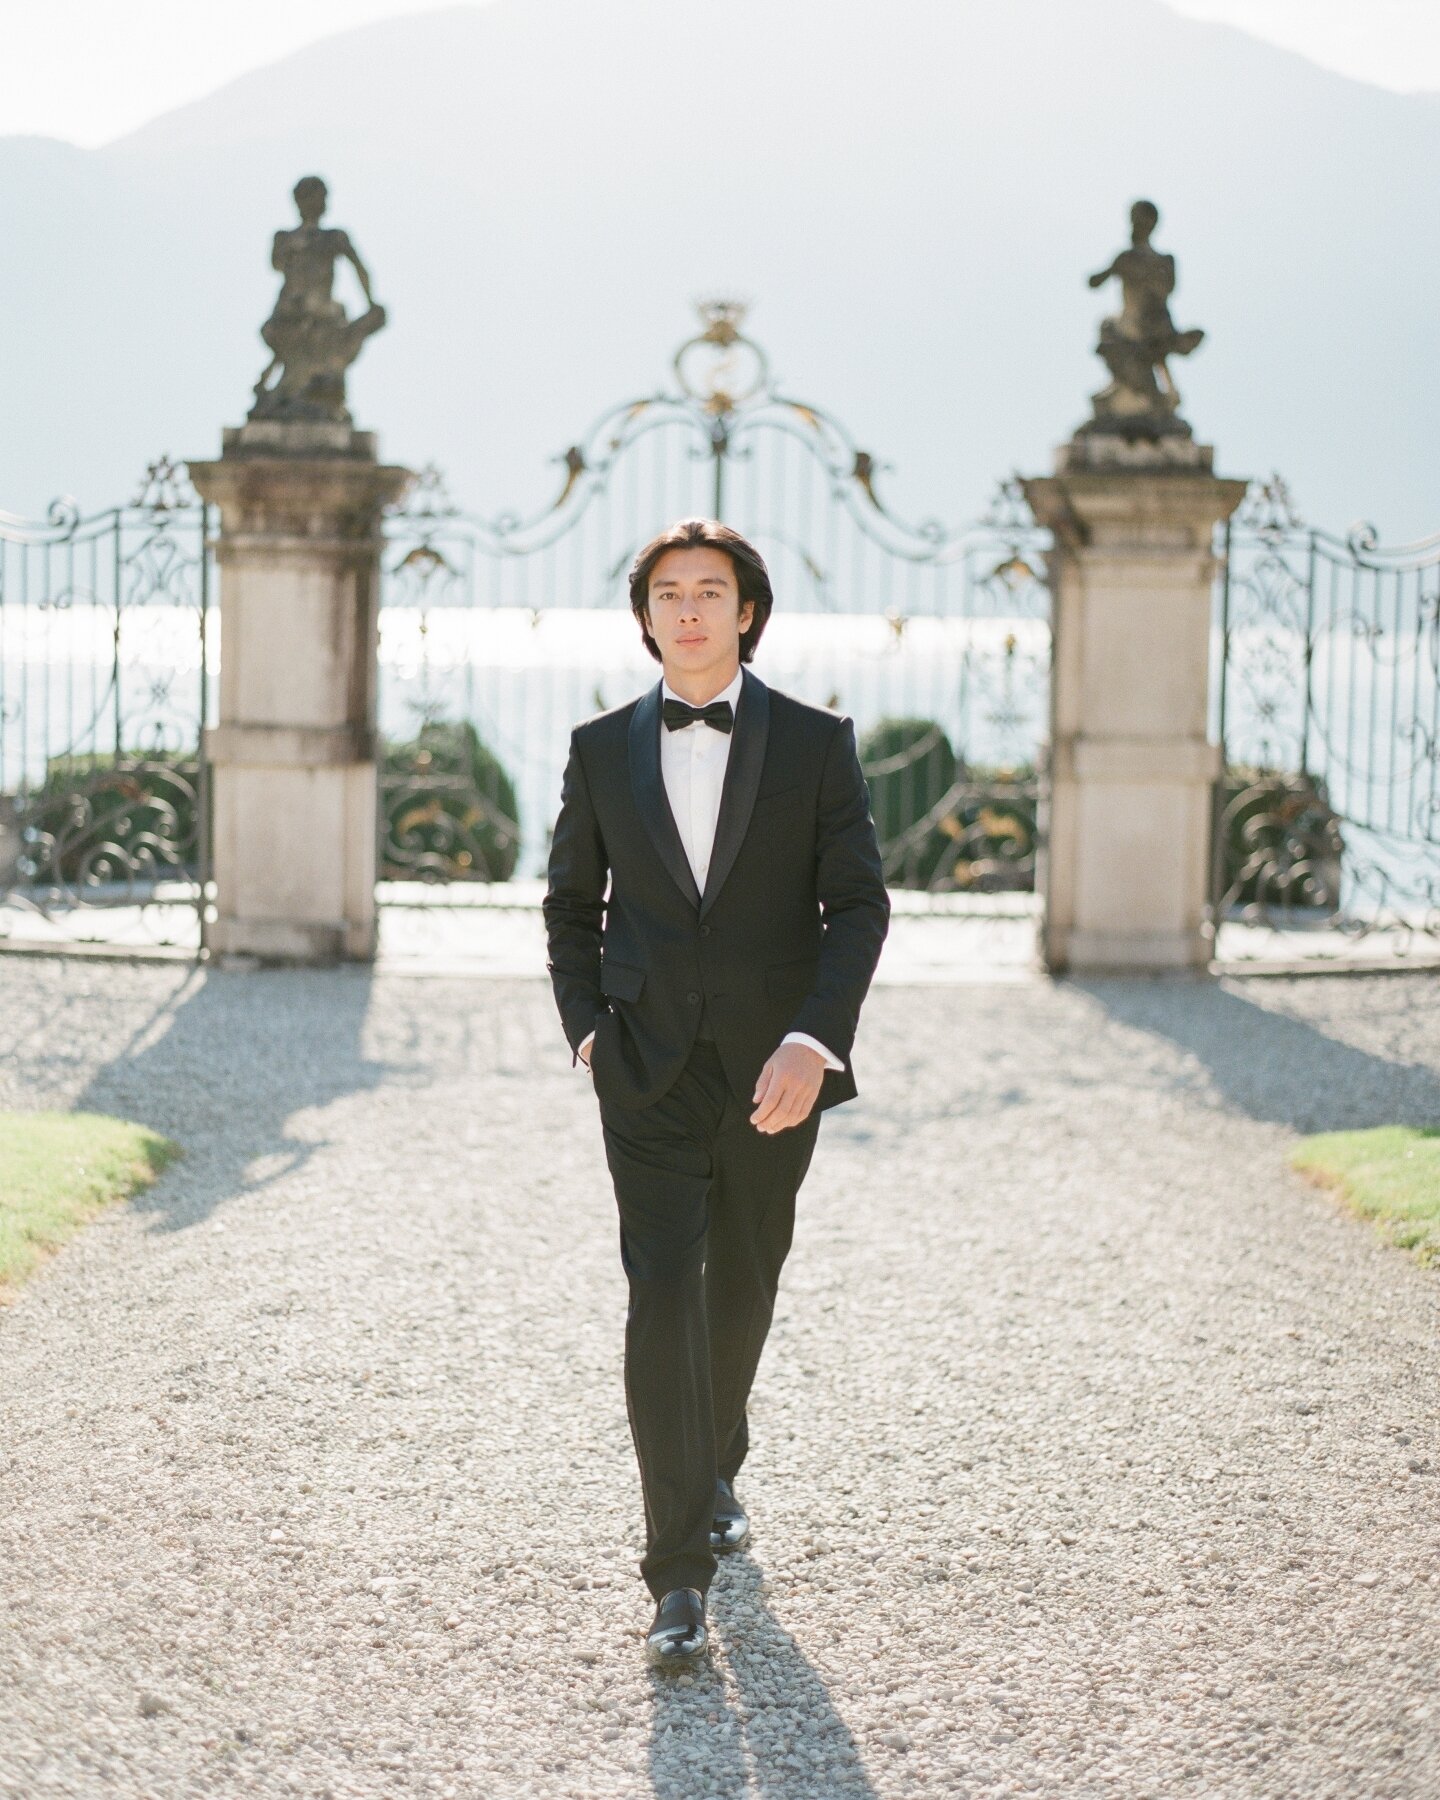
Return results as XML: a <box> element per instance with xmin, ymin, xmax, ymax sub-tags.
<box><xmin>662</xmin><ymin>697</ymin><xmax>735</xmax><ymax>734</ymax></box>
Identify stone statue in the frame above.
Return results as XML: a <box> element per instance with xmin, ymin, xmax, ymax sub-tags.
<box><xmin>249</xmin><ymin>176</ymin><xmax>386</xmax><ymax>425</ymax></box>
<box><xmin>1078</xmin><ymin>199</ymin><xmax>1204</xmax><ymax>440</ymax></box>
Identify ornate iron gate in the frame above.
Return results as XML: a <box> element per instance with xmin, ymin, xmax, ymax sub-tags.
<box><xmin>378</xmin><ymin>302</ymin><xmax>1052</xmax><ymax>920</ymax></box>
<box><xmin>0</xmin><ymin>461</ymin><xmax>213</xmax><ymax>950</ymax></box>
<box><xmin>1213</xmin><ymin>476</ymin><xmax>1440</xmax><ymax>960</ymax></box>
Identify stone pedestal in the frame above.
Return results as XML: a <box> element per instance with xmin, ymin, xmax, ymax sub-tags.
<box><xmin>190</xmin><ymin>428</ymin><xmax>412</xmax><ymax>962</ymax></box>
<box><xmin>1022</xmin><ymin>452</ymin><xmax>1247</xmax><ymax>973</ymax></box>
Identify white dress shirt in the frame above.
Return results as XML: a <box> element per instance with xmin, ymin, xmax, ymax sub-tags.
<box><xmin>578</xmin><ymin>666</ymin><xmax>842</xmax><ymax>1074</ymax></box>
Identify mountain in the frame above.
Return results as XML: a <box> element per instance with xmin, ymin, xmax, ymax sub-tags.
<box><xmin>0</xmin><ymin>0</ymin><xmax>1436</xmax><ymax>541</ymax></box>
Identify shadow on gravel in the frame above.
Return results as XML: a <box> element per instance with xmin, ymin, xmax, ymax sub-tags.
<box><xmin>70</xmin><ymin>965</ymin><xmax>397</xmax><ymax>1234</ymax></box>
<box><xmin>646</xmin><ymin>1556</ymin><xmax>877</xmax><ymax>1799</ymax></box>
<box><xmin>1075</xmin><ymin>977</ymin><xmax>1440</xmax><ymax>1134</ymax></box>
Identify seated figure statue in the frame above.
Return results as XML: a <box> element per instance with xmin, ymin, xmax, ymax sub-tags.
<box><xmin>1079</xmin><ymin>198</ymin><xmax>1204</xmax><ymax>440</ymax></box>
<box><xmin>250</xmin><ymin>175</ymin><xmax>387</xmax><ymax>425</ymax></box>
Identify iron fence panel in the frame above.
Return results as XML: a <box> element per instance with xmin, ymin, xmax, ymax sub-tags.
<box><xmin>0</xmin><ymin>459</ymin><xmax>213</xmax><ymax>951</ymax></box>
<box><xmin>1214</xmin><ymin>475</ymin><xmax>1440</xmax><ymax>960</ymax></box>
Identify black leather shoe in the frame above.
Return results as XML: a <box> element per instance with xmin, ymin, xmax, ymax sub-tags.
<box><xmin>710</xmin><ymin>1477</ymin><xmax>751</xmax><ymax>1553</ymax></box>
<box><xmin>645</xmin><ymin>1587</ymin><xmax>708</xmax><ymax>1668</ymax></box>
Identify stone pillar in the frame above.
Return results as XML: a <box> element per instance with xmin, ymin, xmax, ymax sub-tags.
<box><xmin>190</xmin><ymin>423</ymin><xmax>412</xmax><ymax>962</ymax></box>
<box><xmin>1022</xmin><ymin>442</ymin><xmax>1247</xmax><ymax>973</ymax></box>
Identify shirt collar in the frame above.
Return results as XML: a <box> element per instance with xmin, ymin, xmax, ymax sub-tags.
<box><xmin>660</xmin><ymin>665</ymin><xmax>744</xmax><ymax>715</ymax></box>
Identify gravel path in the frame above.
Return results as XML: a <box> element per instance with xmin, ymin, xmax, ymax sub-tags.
<box><xmin>1</xmin><ymin>956</ymin><xmax>1437</xmax><ymax>1799</ymax></box>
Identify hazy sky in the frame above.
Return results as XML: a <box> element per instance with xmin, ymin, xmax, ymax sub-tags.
<box><xmin>1</xmin><ymin>1</ymin><xmax>1437</xmax><ymax>147</ymax></box>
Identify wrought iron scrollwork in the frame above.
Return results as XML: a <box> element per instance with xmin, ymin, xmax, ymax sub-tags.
<box><xmin>0</xmin><ymin>458</ymin><xmax>212</xmax><ymax>947</ymax></box>
<box><xmin>379</xmin><ymin>307</ymin><xmax>1053</xmax><ymax>900</ymax></box>
<box><xmin>1215</xmin><ymin>473</ymin><xmax>1440</xmax><ymax>955</ymax></box>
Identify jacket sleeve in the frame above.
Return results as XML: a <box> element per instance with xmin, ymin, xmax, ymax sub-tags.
<box><xmin>785</xmin><ymin>714</ymin><xmax>890</xmax><ymax>1063</ymax></box>
<box><xmin>542</xmin><ymin>728</ymin><xmax>609</xmax><ymax>1065</ymax></box>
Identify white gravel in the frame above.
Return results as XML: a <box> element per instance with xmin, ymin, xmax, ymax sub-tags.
<box><xmin>0</xmin><ymin>955</ymin><xmax>1437</xmax><ymax>1799</ymax></box>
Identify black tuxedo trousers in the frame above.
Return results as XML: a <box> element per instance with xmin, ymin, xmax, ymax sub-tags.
<box><xmin>544</xmin><ymin>667</ymin><xmax>889</xmax><ymax>1599</ymax></box>
<box><xmin>599</xmin><ymin>1036</ymin><xmax>821</xmax><ymax>1597</ymax></box>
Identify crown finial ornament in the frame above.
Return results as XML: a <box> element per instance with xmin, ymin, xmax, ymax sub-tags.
<box><xmin>696</xmin><ymin>298</ymin><xmax>749</xmax><ymax>347</ymax></box>
<box><xmin>674</xmin><ymin>298</ymin><xmax>770</xmax><ymax>415</ymax></box>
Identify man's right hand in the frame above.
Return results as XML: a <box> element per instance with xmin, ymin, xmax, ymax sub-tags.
<box><xmin>578</xmin><ymin>1032</ymin><xmax>595</xmax><ymax>1071</ymax></box>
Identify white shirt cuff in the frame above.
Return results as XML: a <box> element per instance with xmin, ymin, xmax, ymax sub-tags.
<box><xmin>576</xmin><ymin>1029</ymin><xmax>595</xmax><ymax>1068</ymax></box>
<box><xmin>781</xmin><ymin>1030</ymin><xmax>844</xmax><ymax>1072</ymax></box>
<box><xmin>580</xmin><ymin>1027</ymin><xmax>840</xmax><ymax>1073</ymax></box>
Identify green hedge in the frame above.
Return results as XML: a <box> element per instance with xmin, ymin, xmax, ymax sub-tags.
<box><xmin>380</xmin><ymin>718</ymin><xmax>520</xmax><ymax>882</ymax></box>
<box><xmin>15</xmin><ymin>751</ymin><xmax>200</xmax><ymax>886</ymax></box>
<box><xmin>857</xmin><ymin>716</ymin><xmax>1038</xmax><ymax>892</ymax></box>
<box><xmin>7</xmin><ymin>724</ymin><xmax>524</xmax><ymax>890</ymax></box>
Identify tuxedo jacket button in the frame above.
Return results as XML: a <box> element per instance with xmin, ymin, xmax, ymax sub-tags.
<box><xmin>686</xmin><ymin>991</ymin><xmax>701</xmax><ymax>1004</ymax></box>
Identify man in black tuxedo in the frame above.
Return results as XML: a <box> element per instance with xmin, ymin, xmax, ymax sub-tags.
<box><xmin>543</xmin><ymin>518</ymin><xmax>889</xmax><ymax>1667</ymax></box>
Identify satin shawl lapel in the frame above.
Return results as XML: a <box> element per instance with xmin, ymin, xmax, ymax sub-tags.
<box><xmin>627</xmin><ymin>668</ymin><xmax>772</xmax><ymax>915</ymax></box>
<box><xmin>628</xmin><ymin>679</ymin><xmax>701</xmax><ymax>909</ymax></box>
<box><xmin>700</xmin><ymin>665</ymin><xmax>770</xmax><ymax>918</ymax></box>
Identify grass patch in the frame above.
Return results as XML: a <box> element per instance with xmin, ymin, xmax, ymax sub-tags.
<box><xmin>1291</xmin><ymin>1126</ymin><xmax>1440</xmax><ymax>1266</ymax></box>
<box><xmin>0</xmin><ymin>1112</ymin><xmax>182</xmax><ymax>1298</ymax></box>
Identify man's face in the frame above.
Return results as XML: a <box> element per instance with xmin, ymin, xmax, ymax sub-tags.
<box><xmin>644</xmin><ymin>546</ymin><xmax>755</xmax><ymax>681</ymax></box>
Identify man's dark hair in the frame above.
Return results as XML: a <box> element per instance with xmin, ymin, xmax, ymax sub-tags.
<box><xmin>627</xmin><ymin>518</ymin><xmax>774</xmax><ymax>664</ymax></box>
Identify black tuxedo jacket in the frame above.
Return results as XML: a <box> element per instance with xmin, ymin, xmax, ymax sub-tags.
<box><xmin>543</xmin><ymin>664</ymin><xmax>890</xmax><ymax>1113</ymax></box>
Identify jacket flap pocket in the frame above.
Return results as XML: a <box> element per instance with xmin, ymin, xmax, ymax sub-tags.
<box><xmin>600</xmin><ymin>960</ymin><xmax>646</xmax><ymax>1002</ymax></box>
<box><xmin>764</xmin><ymin>956</ymin><xmax>818</xmax><ymax>1000</ymax></box>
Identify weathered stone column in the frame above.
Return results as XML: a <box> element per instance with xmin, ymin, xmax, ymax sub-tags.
<box><xmin>1022</xmin><ymin>448</ymin><xmax>1247</xmax><ymax>972</ymax></box>
<box><xmin>190</xmin><ymin>423</ymin><xmax>412</xmax><ymax>961</ymax></box>
<box><xmin>1021</xmin><ymin>197</ymin><xmax>1249</xmax><ymax>974</ymax></box>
